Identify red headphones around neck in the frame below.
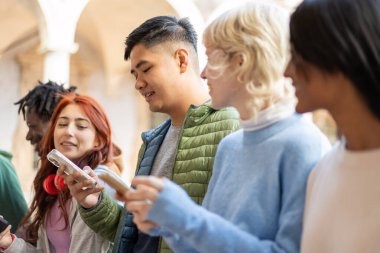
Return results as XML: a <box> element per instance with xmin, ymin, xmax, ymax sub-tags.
<box><xmin>43</xmin><ymin>174</ymin><xmax>67</xmax><ymax>195</ymax></box>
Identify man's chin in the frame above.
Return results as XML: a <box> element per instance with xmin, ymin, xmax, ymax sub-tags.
<box><xmin>149</xmin><ymin>104</ymin><xmax>160</xmax><ymax>113</ymax></box>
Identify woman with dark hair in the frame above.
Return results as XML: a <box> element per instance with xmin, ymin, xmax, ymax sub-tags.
<box><xmin>0</xmin><ymin>94</ymin><xmax>114</xmax><ymax>252</ymax></box>
<box><xmin>284</xmin><ymin>0</ymin><xmax>380</xmax><ymax>252</ymax></box>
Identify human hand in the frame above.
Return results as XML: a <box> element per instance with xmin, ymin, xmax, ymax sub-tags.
<box><xmin>121</xmin><ymin>176</ymin><xmax>164</xmax><ymax>233</ymax></box>
<box><xmin>0</xmin><ymin>225</ymin><xmax>13</xmax><ymax>249</ymax></box>
<box><xmin>57</xmin><ymin>165</ymin><xmax>104</xmax><ymax>208</ymax></box>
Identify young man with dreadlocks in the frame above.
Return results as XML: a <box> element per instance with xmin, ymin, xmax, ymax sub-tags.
<box><xmin>14</xmin><ymin>80</ymin><xmax>77</xmax><ymax>153</ymax></box>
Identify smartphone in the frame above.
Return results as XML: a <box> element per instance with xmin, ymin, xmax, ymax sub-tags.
<box><xmin>96</xmin><ymin>168</ymin><xmax>133</xmax><ymax>194</ymax></box>
<box><xmin>47</xmin><ymin>149</ymin><xmax>97</xmax><ymax>188</ymax></box>
<box><xmin>0</xmin><ymin>216</ymin><xmax>9</xmax><ymax>233</ymax></box>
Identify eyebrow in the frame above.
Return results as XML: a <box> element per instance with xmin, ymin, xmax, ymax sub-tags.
<box><xmin>130</xmin><ymin>60</ymin><xmax>149</xmax><ymax>75</ymax></box>
<box><xmin>58</xmin><ymin>116</ymin><xmax>90</xmax><ymax>123</ymax></box>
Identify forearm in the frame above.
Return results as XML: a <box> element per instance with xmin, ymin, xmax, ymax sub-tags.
<box><xmin>79</xmin><ymin>191</ymin><xmax>124</xmax><ymax>241</ymax></box>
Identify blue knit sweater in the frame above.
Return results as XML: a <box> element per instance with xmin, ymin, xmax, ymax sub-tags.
<box><xmin>146</xmin><ymin>114</ymin><xmax>331</xmax><ymax>253</ymax></box>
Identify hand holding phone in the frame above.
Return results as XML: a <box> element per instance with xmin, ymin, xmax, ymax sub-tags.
<box><xmin>96</xmin><ymin>168</ymin><xmax>133</xmax><ymax>194</ymax></box>
<box><xmin>0</xmin><ymin>216</ymin><xmax>13</xmax><ymax>250</ymax></box>
<box><xmin>47</xmin><ymin>149</ymin><xmax>97</xmax><ymax>188</ymax></box>
<box><xmin>0</xmin><ymin>216</ymin><xmax>9</xmax><ymax>233</ymax></box>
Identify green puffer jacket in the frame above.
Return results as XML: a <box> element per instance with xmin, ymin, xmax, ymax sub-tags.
<box><xmin>80</xmin><ymin>102</ymin><xmax>239</xmax><ymax>253</ymax></box>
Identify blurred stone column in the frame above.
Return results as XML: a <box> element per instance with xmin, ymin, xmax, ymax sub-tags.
<box><xmin>37</xmin><ymin>0</ymin><xmax>89</xmax><ymax>86</ymax></box>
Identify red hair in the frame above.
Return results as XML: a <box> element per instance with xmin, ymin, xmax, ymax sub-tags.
<box><xmin>21</xmin><ymin>93</ymin><xmax>114</xmax><ymax>243</ymax></box>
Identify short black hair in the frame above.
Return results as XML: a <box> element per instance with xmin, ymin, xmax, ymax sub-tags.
<box><xmin>124</xmin><ymin>16</ymin><xmax>198</xmax><ymax>60</ymax></box>
<box><xmin>14</xmin><ymin>80</ymin><xmax>77</xmax><ymax>121</ymax></box>
<box><xmin>290</xmin><ymin>0</ymin><xmax>380</xmax><ymax>119</ymax></box>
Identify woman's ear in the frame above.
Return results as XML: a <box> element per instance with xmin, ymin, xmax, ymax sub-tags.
<box><xmin>231</xmin><ymin>53</ymin><xmax>244</xmax><ymax>69</ymax></box>
<box><xmin>237</xmin><ymin>54</ymin><xmax>244</xmax><ymax>66</ymax></box>
<box><xmin>94</xmin><ymin>137</ymin><xmax>100</xmax><ymax>148</ymax></box>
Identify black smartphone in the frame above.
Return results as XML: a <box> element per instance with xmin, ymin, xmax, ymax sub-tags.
<box><xmin>0</xmin><ymin>216</ymin><xmax>9</xmax><ymax>233</ymax></box>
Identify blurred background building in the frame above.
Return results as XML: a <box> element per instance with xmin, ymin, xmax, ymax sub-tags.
<box><xmin>0</xmin><ymin>0</ymin><xmax>336</xmax><ymax>202</ymax></box>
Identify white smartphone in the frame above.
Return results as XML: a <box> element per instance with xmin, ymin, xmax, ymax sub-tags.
<box><xmin>96</xmin><ymin>168</ymin><xmax>133</xmax><ymax>194</ymax></box>
<box><xmin>47</xmin><ymin>149</ymin><xmax>97</xmax><ymax>188</ymax></box>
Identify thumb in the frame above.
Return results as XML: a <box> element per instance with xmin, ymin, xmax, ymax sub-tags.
<box><xmin>83</xmin><ymin>166</ymin><xmax>96</xmax><ymax>177</ymax></box>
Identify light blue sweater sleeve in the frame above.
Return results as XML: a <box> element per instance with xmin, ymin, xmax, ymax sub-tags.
<box><xmin>147</xmin><ymin>180</ymin><xmax>284</xmax><ymax>253</ymax></box>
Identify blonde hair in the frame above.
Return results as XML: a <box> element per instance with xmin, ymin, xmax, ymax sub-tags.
<box><xmin>203</xmin><ymin>1</ymin><xmax>295</xmax><ymax>117</ymax></box>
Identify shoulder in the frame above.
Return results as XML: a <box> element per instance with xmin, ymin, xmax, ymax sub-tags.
<box><xmin>205</xmin><ymin>106</ymin><xmax>240</xmax><ymax>122</ymax></box>
<box><xmin>189</xmin><ymin>102</ymin><xmax>239</xmax><ymax>121</ymax></box>
<box><xmin>276</xmin><ymin>115</ymin><xmax>330</xmax><ymax>152</ymax></box>
<box><xmin>185</xmin><ymin>104</ymin><xmax>239</xmax><ymax>131</ymax></box>
<box><xmin>0</xmin><ymin>151</ymin><xmax>17</xmax><ymax>179</ymax></box>
<box><xmin>0</xmin><ymin>150</ymin><xmax>13</xmax><ymax>166</ymax></box>
<box><xmin>218</xmin><ymin>129</ymin><xmax>244</xmax><ymax>145</ymax></box>
<box><xmin>213</xmin><ymin>129</ymin><xmax>244</xmax><ymax>155</ymax></box>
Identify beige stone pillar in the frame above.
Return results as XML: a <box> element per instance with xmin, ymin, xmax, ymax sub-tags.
<box><xmin>37</xmin><ymin>0</ymin><xmax>89</xmax><ymax>86</ymax></box>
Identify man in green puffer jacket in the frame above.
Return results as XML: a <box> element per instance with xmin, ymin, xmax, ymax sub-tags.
<box><xmin>61</xmin><ymin>16</ymin><xmax>239</xmax><ymax>253</ymax></box>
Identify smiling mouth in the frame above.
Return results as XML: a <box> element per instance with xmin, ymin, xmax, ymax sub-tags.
<box><xmin>144</xmin><ymin>92</ymin><xmax>154</xmax><ymax>98</ymax></box>
<box><xmin>143</xmin><ymin>92</ymin><xmax>155</xmax><ymax>102</ymax></box>
<box><xmin>60</xmin><ymin>142</ymin><xmax>77</xmax><ymax>147</ymax></box>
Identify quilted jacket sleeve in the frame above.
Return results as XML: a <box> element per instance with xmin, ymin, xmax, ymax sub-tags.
<box><xmin>79</xmin><ymin>191</ymin><xmax>125</xmax><ymax>242</ymax></box>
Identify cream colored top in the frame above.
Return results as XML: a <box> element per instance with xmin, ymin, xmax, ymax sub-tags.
<box><xmin>301</xmin><ymin>140</ymin><xmax>380</xmax><ymax>253</ymax></box>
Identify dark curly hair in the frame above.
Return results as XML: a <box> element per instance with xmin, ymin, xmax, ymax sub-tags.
<box><xmin>14</xmin><ymin>80</ymin><xmax>77</xmax><ymax>121</ymax></box>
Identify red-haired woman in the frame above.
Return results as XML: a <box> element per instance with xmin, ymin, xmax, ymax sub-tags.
<box><xmin>0</xmin><ymin>94</ymin><xmax>116</xmax><ymax>252</ymax></box>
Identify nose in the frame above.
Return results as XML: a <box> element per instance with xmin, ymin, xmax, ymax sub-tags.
<box><xmin>65</xmin><ymin>123</ymin><xmax>75</xmax><ymax>136</ymax></box>
<box><xmin>200</xmin><ymin>66</ymin><xmax>207</xmax><ymax>80</ymax></box>
<box><xmin>284</xmin><ymin>60</ymin><xmax>293</xmax><ymax>79</ymax></box>
<box><xmin>135</xmin><ymin>77</ymin><xmax>147</xmax><ymax>90</ymax></box>
<box><xmin>26</xmin><ymin>129</ymin><xmax>33</xmax><ymax>141</ymax></box>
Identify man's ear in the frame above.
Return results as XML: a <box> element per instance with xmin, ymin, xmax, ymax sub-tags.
<box><xmin>175</xmin><ymin>48</ymin><xmax>189</xmax><ymax>73</ymax></box>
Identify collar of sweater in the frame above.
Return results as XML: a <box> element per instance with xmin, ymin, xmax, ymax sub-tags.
<box><xmin>240</xmin><ymin>99</ymin><xmax>295</xmax><ymax>131</ymax></box>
